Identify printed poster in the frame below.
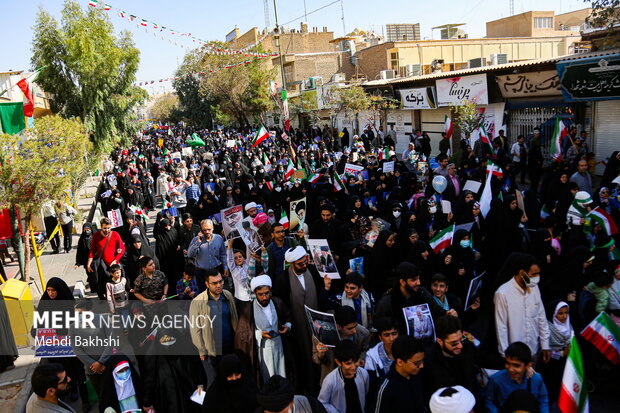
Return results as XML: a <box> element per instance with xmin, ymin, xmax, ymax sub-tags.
<box><xmin>403</xmin><ymin>303</ymin><xmax>436</xmax><ymax>345</ymax></box>
<box><xmin>221</xmin><ymin>205</ymin><xmax>243</xmax><ymax>239</ymax></box>
<box><xmin>307</xmin><ymin>239</ymin><xmax>340</xmax><ymax>279</ymax></box>
<box><xmin>34</xmin><ymin>329</ymin><xmax>75</xmax><ymax>358</ymax></box>
<box><xmin>349</xmin><ymin>257</ymin><xmax>364</xmax><ymax>275</ymax></box>
<box><xmin>464</xmin><ymin>271</ymin><xmax>485</xmax><ymax>311</ymax></box>
<box><xmin>289</xmin><ymin>197</ymin><xmax>307</xmax><ymax>232</ymax></box>
<box><xmin>305</xmin><ymin>305</ymin><xmax>341</xmax><ymax>347</ymax></box>
<box><xmin>436</xmin><ymin>74</ymin><xmax>488</xmax><ymax>106</ymax></box>
<box><xmin>107</xmin><ymin>209</ymin><xmax>123</xmax><ymax>228</ymax></box>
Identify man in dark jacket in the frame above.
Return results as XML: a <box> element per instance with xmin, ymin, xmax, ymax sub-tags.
<box><xmin>375</xmin><ymin>262</ymin><xmax>447</xmax><ymax>334</ymax></box>
<box><xmin>309</xmin><ymin>204</ymin><xmax>342</xmax><ymax>256</ymax></box>
<box><xmin>424</xmin><ymin>315</ymin><xmax>504</xmax><ymax>410</ymax></box>
<box><xmin>374</xmin><ymin>335</ymin><xmax>426</xmax><ymax>413</ymax></box>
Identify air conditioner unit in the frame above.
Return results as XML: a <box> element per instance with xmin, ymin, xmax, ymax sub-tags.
<box><xmin>468</xmin><ymin>57</ymin><xmax>487</xmax><ymax>68</ymax></box>
<box><xmin>380</xmin><ymin>69</ymin><xmax>396</xmax><ymax>80</ymax></box>
<box><xmin>405</xmin><ymin>64</ymin><xmax>422</xmax><ymax>77</ymax></box>
<box><xmin>490</xmin><ymin>54</ymin><xmax>508</xmax><ymax>65</ymax></box>
<box><xmin>332</xmin><ymin>73</ymin><xmax>346</xmax><ymax>82</ymax></box>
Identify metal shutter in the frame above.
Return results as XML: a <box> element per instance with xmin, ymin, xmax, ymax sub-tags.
<box><xmin>594</xmin><ymin>100</ymin><xmax>620</xmax><ymax>175</ymax></box>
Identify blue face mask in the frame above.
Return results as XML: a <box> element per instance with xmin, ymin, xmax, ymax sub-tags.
<box><xmin>116</xmin><ymin>369</ymin><xmax>130</xmax><ymax>381</ymax></box>
<box><xmin>460</xmin><ymin>239</ymin><xmax>471</xmax><ymax>248</ymax></box>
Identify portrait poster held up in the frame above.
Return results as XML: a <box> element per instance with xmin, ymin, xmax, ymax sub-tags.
<box><xmin>403</xmin><ymin>303</ymin><xmax>436</xmax><ymax>345</ymax></box>
<box><xmin>235</xmin><ymin>219</ymin><xmax>262</xmax><ymax>254</ymax></box>
<box><xmin>306</xmin><ymin>239</ymin><xmax>340</xmax><ymax>279</ymax></box>
<box><xmin>221</xmin><ymin>205</ymin><xmax>242</xmax><ymax>240</ymax></box>
<box><xmin>464</xmin><ymin>271</ymin><xmax>485</xmax><ymax>310</ymax></box>
<box><xmin>289</xmin><ymin>197</ymin><xmax>307</xmax><ymax>232</ymax></box>
<box><xmin>305</xmin><ymin>305</ymin><xmax>341</xmax><ymax>347</ymax></box>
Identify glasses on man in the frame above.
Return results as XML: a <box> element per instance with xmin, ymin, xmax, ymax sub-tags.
<box><xmin>407</xmin><ymin>359</ymin><xmax>424</xmax><ymax>367</ymax></box>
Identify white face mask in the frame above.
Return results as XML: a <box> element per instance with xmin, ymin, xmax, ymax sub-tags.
<box><xmin>460</xmin><ymin>239</ymin><xmax>471</xmax><ymax>248</ymax></box>
<box><xmin>524</xmin><ymin>274</ymin><xmax>540</xmax><ymax>288</ymax></box>
<box><xmin>429</xmin><ymin>206</ymin><xmax>437</xmax><ymax>214</ymax></box>
<box><xmin>275</xmin><ymin>187</ymin><xmax>282</xmax><ymax>192</ymax></box>
<box><xmin>393</xmin><ymin>211</ymin><xmax>401</xmax><ymax>218</ymax></box>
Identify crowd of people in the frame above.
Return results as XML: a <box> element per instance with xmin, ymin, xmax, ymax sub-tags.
<box><xmin>28</xmin><ymin>123</ymin><xmax>620</xmax><ymax>413</ymax></box>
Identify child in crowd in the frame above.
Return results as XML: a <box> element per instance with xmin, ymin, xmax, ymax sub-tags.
<box><xmin>176</xmin><ymin>263</ymin><xmax>200</xmax><ymax>300</ymax></box>
<box><xmin>485</xmin><ymin>341</ymin><xmax>549</xmax><ymax>413</ymax></box>
<box><xmin>318</xmin><ymin>340</ymin><xmax>369</xmax><ymax>413</ymax></box>
<box><xmin>106</xmin><ymin>264</ymin><xmax>130</xmax><ymax>332</ymax></box>
<box><xmin>586</xmin><ymin>271</ymin><xmax>614</xmax><ymax>313</ymax></box>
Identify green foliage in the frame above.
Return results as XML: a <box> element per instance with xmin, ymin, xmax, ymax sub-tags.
<box><xmin>31</xmin><ymin>0</ymin><xmax>143</xmax><ymax>152</ymax></box>
<box><xmin>149</xmin><ymin>93</ymin><xmax>180</xmax><ymax>123</ymax></box>
<box><xmin>174</xmin><ymin>42</ymin><xmax>276</xmax><ymax>127</ymax></box>
<box><xmin>0</xmin><ymin>115</ymin><xmax>92</xmax><ymax>280</ymax></box>
<box><xmin>334</xmin><ymin>86</ymin><xmax>371</xmax><ymax>115</ymax></box>
<box><xmin>450</xmin><ymin>99</ymin><xmax>484</xmax><ymax>136</ymax></box>
<box><xmin>588</xmin><ymin>0</ymin><xmax>620</xmax><ymax>27</ymax></box>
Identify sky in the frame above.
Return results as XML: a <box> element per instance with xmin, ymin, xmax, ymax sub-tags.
<box><xmin>0</xmin><ymin>0</ymin><xmax>590</xmax><ymax>94</ymax></box>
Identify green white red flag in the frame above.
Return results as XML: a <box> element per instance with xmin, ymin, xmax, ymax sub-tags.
<box><xmin>262</xmin><ymin>153</ymin><xmax>273</xmax><ymax>172</ymax></box>
<box><xmin>429</xmin><ymin>224</ymin><xmax>455</xmax><ymax>253</ymax></box>
<box><xmin>251</xmin><ymin>126</ymin><xmax>269</xmax><ymax>147</ymax></box>
<box><xmin>308</xmin><ymin>173</ymin><xmax>322</xmax><ymax>184</ymax></box>
<box><xmin>558</xmin><ymin>336</ymin><xmax>589</xmax><ymax>413</ymax></box>
<box><xmin>265</xmin><ymin>181</ymin><xmax>274</xmax><ymax>191</ymax></box>
<box><xmin>284</xmin><ymin>159</ymin><xmax>295</xmax><ymax>180</ymax></box>
<box><xmin>282</xmin><ymin>89</ymin><xmax>290</xmax><ymax>131</ymax></box>
<box><xmin>16</xmin><ymin>78</ymin><xmax>34</xmax><ymax>117</ymax></box>
<box><xmin>588</xmin><ymin>207</ymin><xmax>619</xmax><ymax>236</ymax></box>
<box><xmin>581</xmin><ymin>311</ymin><xmax>620</xmax><ymax>364</ymax></box>
<box><xmin>551</xmin><ymin>117</ymin><xmax>568</xmax><ymax>162</ymax></box>
<box><xmin>279</xmin><ymin>210</ymin><xmax>289</xmax><ymax>229</ymax></box>
<box><xmin>332</xmin><ymin>172</ymin><xmax>345</xmax><ymax>192</ymax></box>
<box><xmin>479</xmin><ymin>125</ymin><xmax>495</xmax><ymax>156</ymax></box>
<box><xmin>443</xmin><ymin>115</ymin><xmax>453</xmax><ymax>138</ymax></box>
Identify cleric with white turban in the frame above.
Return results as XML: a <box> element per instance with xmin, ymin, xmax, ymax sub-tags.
<box><xmin>250</xmin><ymin>274</ymin><xmax>272</xmax><ymax>292</ymax></box>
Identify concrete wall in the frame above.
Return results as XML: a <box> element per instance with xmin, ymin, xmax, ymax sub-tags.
<box><xmin>555</xmin><ymin>8</ymin><xmax>592</xmax><ymax>29</ymax></box>
<box><xmin>274</xmin><ymin>52</ymin><xmax>355</xmax><ymax>91</ymax></box>
<box><xmin>229</xmin><ymin>25</ymin><xmax>336</xmax><ymax>55</ymax></box>
<box><xmin>486</xmin><ymin>10</ymin><xmax>589</xmax><ymax>38</ymax></box>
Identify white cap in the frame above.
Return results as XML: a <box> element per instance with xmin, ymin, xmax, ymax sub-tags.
<box><xmin>245</xmin><ymin>202</ymin><xmax>258</xmax><ymax>211</ymax></box>
<box><xmin>250</xmin><ymin>274</ymin><xmax>272</xmax><ymax>291</ymax></box>
<box><xmin>429</xmin><ymin>386</ymin><xmax>476</xmax><ymax>413</ymax></box>
<box><xmin>284</xmin><ymin>246</ymin><xmax>307</xmax><ymax>263</ymax></box>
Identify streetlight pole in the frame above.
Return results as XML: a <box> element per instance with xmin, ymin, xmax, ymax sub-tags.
<box><xmin>272</xmin><ymin>0</ymin><xmax>286</xmax><ymax>89</ymax></box>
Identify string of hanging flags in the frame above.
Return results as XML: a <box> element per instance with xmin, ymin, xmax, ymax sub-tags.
<box><xmin>87</xmin><ymin>0</ymin><xmax>273</xmax><ymax>55</ymax></box>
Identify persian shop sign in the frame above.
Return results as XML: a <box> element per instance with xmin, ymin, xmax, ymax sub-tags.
<box><xmin>495</xmin><ymin>71</ymin><xmax>561</xmax><ymax>98</ymax></box>
<box><xmin>556</xmin><ymin>54</ymin><xmax>620</xmax><ymax>101</ymax></box>
<box><xmin>436</xmin><ymin>74</ymin><xmax>488</xmax><ymax>106</ymax></box>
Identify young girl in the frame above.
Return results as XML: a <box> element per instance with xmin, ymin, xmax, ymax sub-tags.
<box><xmin>106</xmin><ymin>264</ymin><xmax>130</xmax><ymax>332</ymax></box>
<box><xmin>542</xmin><ymin>300</ymin><xmax>574</xmax><ymax>403</ymax></box>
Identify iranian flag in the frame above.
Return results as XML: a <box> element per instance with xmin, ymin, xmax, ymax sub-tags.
<box><xmin>480</xmin><ymin>161</ymin><xmax>503</xmax><ymax>217</ymax></box>
<box><xmin>16</xmin><ymin>77</ymin><xmax>35</xmax><ymax>117</ymax></box>
<box><xmin>581</xmin><ymin>311</ymin><xmax>620</xmax><ymax>364</ymax></box>
<box><xmin>284</xmin><ymin>159</ymin><xmax>295</xmax><ymax>180</ymax></box>
<box><xmin>379</xmin><ymin>147</ymin><xmax>391</xmax><ymax>160</ymax></box>
<box><xmin>308</xmin><ymin>173</ymin><xmax>322</xmax><ymax>184</ymax></box>
<box><xmin>118</xmin><ymin>10</ymin><xmax>126</xmax><ymax>18</ymax></box>
<box><xmin>429</xmin><ymin>224</ymin><xmax>455</xmax><ymax>253</ymax></box>
<box><xmin>262</xmin><ymin>153</ymin><xmax>273</xmax><ymax>172</ymax></box>
<box><xmin>251</xmin><ymin>126</ymin><xmax>269</xmax><ymax>147</ymax></box>
<box><xmin>479</xmin><ymin>125</ymin><xmax>495</xmax><ymax>156</ymax></box>
<box><xmin>443</xmin><ymin>115</ymin><xmax>453</xmax><ymax>138</ymax></box>
<box><xmin>558</xmin><ymin>336</ymin><xmax>589</xmax><ymax>413</ymax></box>
<box><xmin>551</xmin><ymin>117</ymin><xmax>568</xmax><ymax>162</ymax></box>
<box><xmin>88</xmin><ymin>0</ymin><xmax>99</xmax><ymax>7</ymax></box>
<box><xmin>279</xmin><ymin>210</ymin><xmax>289</xmax><ymax>229</ymax></box>
<box><xmin>588</xmin><ymin>207</ymin><xmax>619</xmax><ymax>236</ymax></box>
<box><xmin>140</xmin><ymin>19</ymin><xmax>148</xmax><ymax>27</ymax></box>
<box><xmin>265</xmin><ymin>181</ymin><xmax>274</xmax><ymax>191</ymax></box>
<box><xmin>282</xmin><ymin>89</ymin><xmax>290</xmax><ymax>131</ymax></box>
<box><xmin>269</xmin><ymin>81</ymin><xmax>277</xmax><ymax>96</ymax></box>
<box><xmin>103</xmin><ymin>3</ymin><xmax>111</xmax><ymax>10</ymax></box>
<box><xmin>333</xmin><ymin>172</ymin><xmax>345</xmax><ymax>192</ymax></box>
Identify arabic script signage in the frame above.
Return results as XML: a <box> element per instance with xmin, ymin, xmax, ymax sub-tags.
<box><xmin>556</xmin><ymin>53</ymin><xmax>620</xmax><ymax>102</ymax></box>
<box><xmin>398</xmin><ymin>87</ymin><xmax>437</xmax><ymax>109</ymax></box>
<box><xmin>495</xmin><ymin>71</ymin><xmax>561</xmax><ymax>98</ymax></box>
<box><xmin>436</xmin><ymin>74</ymin><xmax>488</xmax><ymax>106</ymax></box>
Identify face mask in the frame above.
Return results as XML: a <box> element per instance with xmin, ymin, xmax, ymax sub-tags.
<box><xmin>460</xmin><ymin>239</ymin><xmax>471</xmax><ymax>248</ymax></box>
<box><xmin>116</xmin><ymin>369</ymin><xmax>130</xmax><ymax>381</ymax></box>
<box><xmin>523</xmin><ymin>274</ymin><xmax>540</xmax><ymax>288</ymax></box>
<box><xmin>275</xmin><ymin>187</ymin><xmax>282</xmax><ymax>192</ymax></box>
<box><xmin>84</xmin><ymin>230</ymin><xmax>92</xmax><ymax>235</ymax></box>
<box><xmin>393</xmin><ymin>211</ymin><xmax>401</xmax><ymax>218</ymax></box>
<box><xmin>114</xmin><ymin>198</ymin><xmax>122</xmax><ymax>204</ymax></box>
<box><xmin>429</xmin><ymin>206</ymin><xmax>437</xmax><ymax>214</ymax></box>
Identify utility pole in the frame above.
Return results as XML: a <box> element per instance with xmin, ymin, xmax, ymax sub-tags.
<box><xmin>273</xmin><ymin>0</ymin><xmax>286</xmax><ymax>90</ymax></box>
<box><xmin>303</xmin><ymin>0</ymin><xmax>308</xmax><ymax>22</ymax></box>
<box><xmin>340</xmin><ymin>0</ymin><xmax>347</xmax><ymax>35</ymax></box>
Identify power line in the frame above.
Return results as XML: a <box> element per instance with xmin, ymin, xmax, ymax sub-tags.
<box><xmin>282</xmin><ymin>0</ymin><xmax>341</xmax><ymax>27</ymax></box>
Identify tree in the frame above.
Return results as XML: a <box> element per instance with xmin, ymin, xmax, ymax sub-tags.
<box><xmin>31</xmin><ymin>0</ymin><xmax>146</xmax><ymax>152</ymax></box>
<box><xmin>0</xmin><ymin>116</ymin><xmax>92</xmax><ymax>282</ymax></box>
<box><xmin>368</xmin><ymin>93</ymin><xmax>399</xmax><ymax>132</ymax></box>
<box><xmin>333</xmin><ymin>86</ymin><xmax>371</xmax><ymax>134</ymax></box>
<box><xmin>587</xmin><ymin>0</ymin><xmax>620</xmax><ymax>28</ymax></box>
<box><xmin>174</xmin><ymin>43</ymin><xmax>276</xmax><ymax>127</ymax></box>
<box><xmin>149</xmin><ymin>93</ymin><xmax>180</xmax><ymax>123</ymax></box>
<box><xmin>450</xmin><ymin>99</ymin><xmax>485</xmax><ymax>164</ymax></box>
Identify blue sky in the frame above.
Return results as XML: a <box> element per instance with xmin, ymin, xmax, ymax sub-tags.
<box><xmin>1</xmin><ymin>0</ymin><xmax>590</xmax><ymax>93</ymax></box>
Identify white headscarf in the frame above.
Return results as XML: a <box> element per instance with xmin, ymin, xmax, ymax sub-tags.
<box><xmin>553</xmin><ymin>301</ymin><xmax>573</xmax><ymax>339</ymax></box>
<box><xmin>112</xmin><ymin>360</ymin><xmax>137</xmax><ymax>405</ymax></box>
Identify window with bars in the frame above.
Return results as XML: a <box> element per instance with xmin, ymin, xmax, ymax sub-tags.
<box><xmin>534</xmin><ymin>17</ymin><xmax>553</xmax><ymax>29</ymax></box>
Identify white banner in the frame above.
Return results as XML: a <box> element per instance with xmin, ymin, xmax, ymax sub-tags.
<box><xmin>399</xmin><ymin>87</ymin><xmax>437</xmax><ymax>109</ymax></box>
<box><xmin>344</xmin><ymin>163</ymin><xmax>364</xmax><ymax>175</ymax></box>
<box><xmin>436</xmin><ymin>74</ymin><xmax>488</xmax><ymax>106</ymax></box>
<box><xmin>469</xmin><ymin>102</ymin><xmax>506</xmax><ymax>145</ymax></box>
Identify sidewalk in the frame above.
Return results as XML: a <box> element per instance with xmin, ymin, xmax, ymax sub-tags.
<box><xmin>0</xmin><ymin>176</ymin><xmax>101</xmax><ymax>413</ymax></box>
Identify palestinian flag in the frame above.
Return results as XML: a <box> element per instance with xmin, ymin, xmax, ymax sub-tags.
<box><xmin>308</xmin><ymin>173</ymin><xmax>322</xmax><ymax>184</ymax></box>
<box><xmin>265</xmin><ymin>181</ymin><xmax>274</xmax><ymax>191</ymax></box>
<box><xmin>429</xmin><ymin>224</ymin><xmax>455</xmax><ymax>254</ymax></box>
<box><xmin>333</xmin><ymin>172</ymin><xmax>345</xmax><ymax>192</ymax></box>
<box><xmin>263</xmin><ymin>153</ymin><xmax>273</xmax><ymax>172</ymax></box>
<box><xmin>551</xmin><ymin>117</ymin><xmax>568</xmax><ymax>162</ymax></box>
<box><xmin>581</xmin><ymin>312</ymin><xmax>620</xmax><ymax>364</ymax></box>
<box><xmin>443</xmin><ymin>115</ymin><xmax>453</xmax><ymax>138</ymax></box>
<box><xmin>279</xmin><ymin>210</ymin><xmax>289</xmax><ymax>229</ymax></box>
<box><xmin>589</xmin><ymin>207</ymin><xmax>619</xmax><ymax>236</ymax></box>
<box><xmin>558</xmin><ymin>336</ymin><xmax>589</xmax><ymax>413</ymax></box>
<box><xmin>251</xmin><ymin>126</ymin><xmax>269</xmax><ymax>147</ymax></box>
<box><xmin>16</xmin><ymin>77</ymin><xmax>35</xmax><ymax>117</ymax></box>
<box><xmin>284</xmin><ymin>159</ymin><xmax>295</xmax><ymax>180</ymax></box>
